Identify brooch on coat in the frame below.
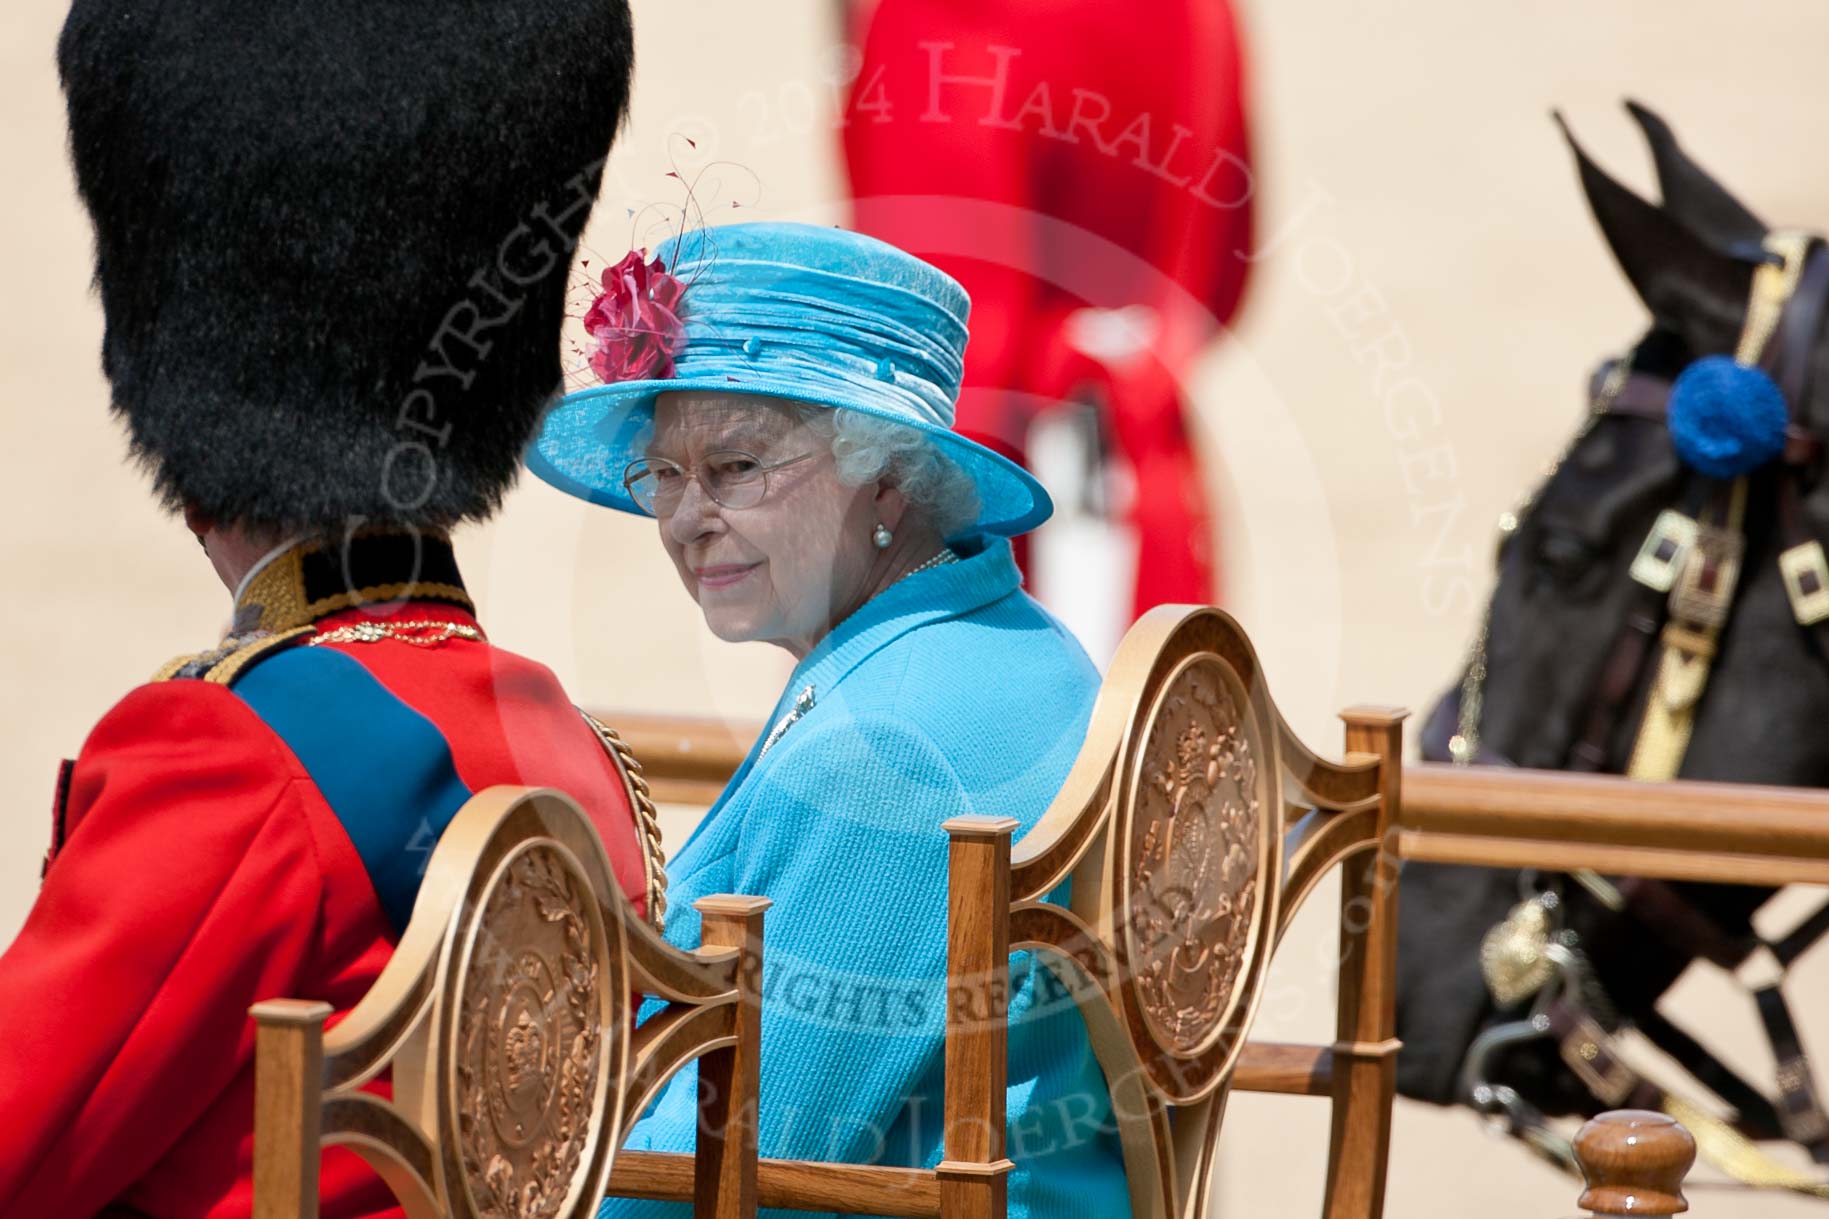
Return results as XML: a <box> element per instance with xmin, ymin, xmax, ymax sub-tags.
<box><xmin>758</xmin><ymin>685</ymin><xmax>816</xmax><ymax>758</ymax></box>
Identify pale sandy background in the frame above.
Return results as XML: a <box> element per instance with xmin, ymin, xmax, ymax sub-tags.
<box><xmin>4</xmin><ymin>1</ymin><xmax>1828</xmax><ymax>1215</ymax></box>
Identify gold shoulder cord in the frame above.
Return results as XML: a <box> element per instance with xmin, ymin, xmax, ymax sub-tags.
<box><xmin>580</xmin><ymin>710</ymin><xmax>668</xmax><ymax>933</ymax></box>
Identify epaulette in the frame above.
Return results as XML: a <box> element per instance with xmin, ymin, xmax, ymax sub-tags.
<box><xmin>150</xmin><ymin>626</ymin><xmax>316</xmax><ymax>686</ymax></box>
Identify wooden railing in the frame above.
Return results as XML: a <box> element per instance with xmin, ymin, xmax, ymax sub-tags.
<box><xmin>1402</xmin><ymin>762</ymin><xmax>1829</xmax><ymax>884</ymax></box>
<box><xmin>616</xmin><ymin>711</ymin><xmax>1829</xmax><ymax>887</ymax></box>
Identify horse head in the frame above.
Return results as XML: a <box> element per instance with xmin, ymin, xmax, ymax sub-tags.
<box><xmin>1447</xmin><ymin>102</ymin><xmax>1829</xmax><ymax>784</ymax></box>
<box><xmin>1398</xmin><ymin>104</ymin><xmax>1829</xmax><ymax>1136</ymax></box>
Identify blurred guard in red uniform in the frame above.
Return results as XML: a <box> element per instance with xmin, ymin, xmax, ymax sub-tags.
<box><xmin>0</xmin><ymin>3</ymin><xmax>655</xmax><ymax>1216</ymax></box>
<box><xmin>843</xmin><ymin>0</ymin><xmax>1254</xmax><ymax>623</ymax></box>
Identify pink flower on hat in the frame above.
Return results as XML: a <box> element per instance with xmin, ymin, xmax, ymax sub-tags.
<box><xmin>584</xmin><ymin>250</ymin><xmax>687</xmax><ymax>383</ymax></box>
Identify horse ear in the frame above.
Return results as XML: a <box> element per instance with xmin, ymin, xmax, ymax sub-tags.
<box><xmin>1624</xmin><ymin>99</ymin><xmax>1768</xmax><ymax>256</ymax></box>
<box><xmin>1556</xmin><ymin>110</ymin><xmax>1754</xmax><ymax>356</ymax></box>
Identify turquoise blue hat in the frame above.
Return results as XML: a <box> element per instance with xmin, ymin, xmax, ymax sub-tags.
<box><xmin>526</xmin><ymin>222</ymin><xmax>1052</xmax><ymax>537</ymax></box>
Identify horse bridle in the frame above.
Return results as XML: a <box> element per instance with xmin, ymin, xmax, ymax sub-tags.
<box><xmin>1448</xmin><ymin>233</ymin><xmax>1829</xmax><ymax>1181</ymax></box>
<box><xmin>1570</xmin><ymin>238</ymin><xmax>1829</xmax><ymax>776</ymax></box>
<box><xmin>1453</xmin><ymin>235</ymin><xmax>1829</xmax><ymax>766</ymax></box>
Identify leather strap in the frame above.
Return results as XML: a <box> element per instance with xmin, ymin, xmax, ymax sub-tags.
<box><xmin>1583</xmin><ymin>357</ymin><xmax>1821</xmax><ymax>464</ymax></box>
<box><xmin>1775</xmin><ymin>897</ymin><xmax>1829</xmax><ymax>969</ymax></box>
<box><xmin>1561</xmin><ymin>476</ymin><xmax>1711</xmax><ymax>774</ymax></box>
<box><xmin>1760</xmin><ymin>239</ymin><xmax>1827</xmax><ymax>482</ymax></box>
<box><xmin>1621</xmin><ymin>871</ymin><xmax>1829</xmax><ymax>1157</ymax></box>
<box><xmin>1545</xmin><ymin>1000</ymin><xmax>1829</xmax><ymax>1194</ymax></box>
<box><xmin>1754</xmin><ymin>983</ymin><xmax>1829</xmax><ymax>1158</ymax></box>
<box><xmin>1620</xmin><ymin>838</ymin><xmax>1829</xmax><ymax>1160</ymax></box>
<box><xmin>1637</xmin><ymin>1007</ymin><xmax>1785</xmax><ymax>1141</ymax></box>
<box><xmin>1549</xmin><ymin>1001</ymin><xmax>1660</xmax><ymax>1110</ymax></box>
<box><xmin>1765</xmin><ymin>241</ymin><xmax>1829</xmax><ymax>405</ymax></box>
<box><xmin>1619</xmin><ymin>876</ymin><xmax>1753</xmax><ymax>969</ymax></box>
<box><xmin>1565</xmin><ymin>591</ymin><xmax>1665</xmax><ymax>772</ymax></box>
<box><xmin>1626</xmin><ymin>475</ymin><xmax>1747</xmax><ymax>784</ymax></box>
<box><xmin>1586</xmin><ymin>362</ymin><xmax>1674</xmax><ymax>422</ymax></box>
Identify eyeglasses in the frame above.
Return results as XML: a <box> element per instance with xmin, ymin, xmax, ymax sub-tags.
<box><xmin>622</xmin><ymin>449</ymin><xmax>818</xmax><ymax>517</ymax></box>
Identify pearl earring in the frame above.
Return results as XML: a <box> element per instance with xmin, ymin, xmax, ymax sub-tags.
<box><xmin>872</xmin><ymin>523</ymin><xmax>893</xmax><ymax>549</ymax></box>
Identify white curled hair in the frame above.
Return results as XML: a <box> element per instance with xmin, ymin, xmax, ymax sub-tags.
<box><xmin>791</xmin><ymin>402</ymin><xmax>982</xmax><ymax>540</ymax></box>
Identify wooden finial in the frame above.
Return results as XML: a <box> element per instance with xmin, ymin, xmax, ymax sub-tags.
<box><xmin>1574</xmin><ymin>1109</ymin><xmax>1695</xmax><ymax>1216</ymax></box>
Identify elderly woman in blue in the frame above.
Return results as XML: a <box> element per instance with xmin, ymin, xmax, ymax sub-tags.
<box><xmin>528</xmin><ymin>222</ymin><xmax>1129</xmax><ymax>1219</ymax></box>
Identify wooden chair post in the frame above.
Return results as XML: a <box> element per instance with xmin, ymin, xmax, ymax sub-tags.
<box><xmin>1324</xmin><ymin>707</ymin><xmax>1407</xmax><ymax>1219</ymax></box>
<box><xmin>1573</xmin><ymin>1110</ymin><xmax>1695</xmax><ymax>1216</ymax></box>
<box><xmin>249</xmin><ymin>998</ymin><xmax>332</xmax><ymax>1219</ymax></box>
<box><xmin>939</xmin><ymin>816</ymin><xmax>1019</xmax><ymax>1219</ymax></box>
<box><xmin>692</xmin><ymin>895</ymin><xmax>772</xmax><ymax>1219</ymax></box>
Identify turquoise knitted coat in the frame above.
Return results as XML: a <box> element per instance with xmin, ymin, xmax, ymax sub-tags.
<box><xmin>601</xmin><ymin>539</ymin><xmax>1131</xmax><ymax>1219</ymax></box>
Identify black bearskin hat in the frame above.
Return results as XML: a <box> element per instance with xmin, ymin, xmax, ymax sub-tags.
<box><xmin>58</xmin><ymin>0</ymin><xmax>634</xmax><ymax>531</ymax></box>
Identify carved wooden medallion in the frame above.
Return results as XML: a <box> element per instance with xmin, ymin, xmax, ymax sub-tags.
<box><xmin>454</xmin><ymin>845</ymin><xmax>603</xmax><ymax>1218</ymax></box>
<box><xmin>1121</xmin><ymin>654</ymin><xmax>1278</xmax><ymax>1084</ymax></box>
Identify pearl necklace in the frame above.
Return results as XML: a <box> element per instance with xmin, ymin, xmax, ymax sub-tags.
<box><xmin>901</xmin><ymin>548</ymin><xmax>959</xmax><ymax>581</ymax></box>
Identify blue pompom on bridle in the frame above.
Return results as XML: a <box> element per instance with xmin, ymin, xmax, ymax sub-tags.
<box><xmin>1667</xmin><ymin>354</ymin><xmax>1789</xmax><ymax>478</ymax></box>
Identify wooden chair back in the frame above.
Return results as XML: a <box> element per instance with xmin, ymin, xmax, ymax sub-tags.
<box><xmin>250</xmin><ymin>785</ymin><xmax>768</xmax><ymax>1219</ymax></box>
<box><xmin>972</xmin><ymin>604</ymin><xmax>1406</xmax><ymax>1219</ymax></box>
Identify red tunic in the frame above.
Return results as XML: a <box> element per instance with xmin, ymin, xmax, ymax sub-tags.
<box><xmin>0</xmin><ymin>543</ymin><xmax>650</xmax><ymax>1219</ymax></box>
<box><xmin>843</xmin><ymin>0</ymin><xmax>1254</xmax><ymax>614</ymax></box>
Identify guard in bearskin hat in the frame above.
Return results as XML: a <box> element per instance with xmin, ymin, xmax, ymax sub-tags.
<box><xmin>0</xmin><ymin>3</ymin><xmax>658</xmax><ymax>1215</ymax></box>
